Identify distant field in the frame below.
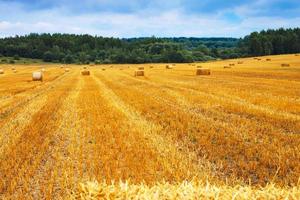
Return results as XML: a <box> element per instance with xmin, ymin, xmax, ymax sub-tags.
<box><xmin>0</xmin><ymin>54</ymin><xmax>299</xmax><ymax>199</ymax></box>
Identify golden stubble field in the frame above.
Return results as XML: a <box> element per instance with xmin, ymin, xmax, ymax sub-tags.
<box><xmin>0</xmin><ymin>54</ymin><xmax>299</xmax><ymax>199</ymax></box>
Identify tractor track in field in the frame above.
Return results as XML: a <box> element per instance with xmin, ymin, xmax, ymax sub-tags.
<box><xmin>117</xmin><ymin>71</ymin><xmax>300</xmax><ymax>134</ymax></box>
<box><xmin>94</xmin><ymin>70</ymin><xmax>300</xmax><ymax>185</ymax></box>
<box><xmin>91</xmin><ymin>73</ymin><xmax>212</xmax><ymax>182</ymax></box>
<box><xmin>0</xmin><ymin>71</ymin><xmax>75</xmax><ymax>159</ymax></box>
<box><xmin>0</xmin><ymin>71</ymin><xmax>67</xmax><ymax>122</ymax></box>
<box><xmin>0</xmin><ymin>70</ymin><xmax>80</xmax><ymax>199</ymax></box>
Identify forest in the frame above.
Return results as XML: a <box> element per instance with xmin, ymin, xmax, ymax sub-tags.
<box><xmin>0</xmin><ymin>28</ymin><xmax>299</xmax><ymax>64</ymax></box>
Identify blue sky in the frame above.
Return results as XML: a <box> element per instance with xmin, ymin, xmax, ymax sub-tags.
<box><xmin>0</xmin><ymin>0</ymin><xmax>299</xmax><ymax>38</ymax></box>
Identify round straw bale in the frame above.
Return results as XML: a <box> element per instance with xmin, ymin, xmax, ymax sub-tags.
<box><xmin>224</xmin><ymin>66</ymin><xmax>231</xmax><ymax>69</ymax></box>
<box><xmin>81</xmin><ymin>70</ymin><xmax>90</xmax><ymax>75</ymax></box>
<box><xmin>138</xmin><ymin>67</ymin><xmax>144</xmax><ymax>70</ymax></box>
<box><xmin>166</xmin><ymin>65</ymin><xmax>173</xmax><ymax>69</ymax></box>
<box><xmin>0</xmin><ymin>69</ymin><xmax>4</xmax><ymax>74</ymax></box>
<box><xmin>134</xmin><ymin>70</ymin><xmax>144</xmax><ymax>76</ymax></box>
<box><xmin>281</xmin><ymin>63</ymin><xmax>290</xmax><ymax>67</ymax></box>
<box><xmin>237</xmin><ymin>61</ymin><xmax>243</xmax><ymax>64</ymax></box>
<box><xmin>197</xmin><ymin>66</ymin><xmax>202</xmax><ymax>68</ymax></box>
<box><xmin>65</xmin><ymin>68</ymin><xmax>70</xmax><ymax>72</ymax></box>
<box><xmin>229</xmin><ymin>63</ymin><xmax>235</xmax><ymax>66</ymax></box>
<box><xmin>196</xmin><ymin>68</ymin><xmax>211</xmax><ymax>75</ymax></box>
<box><xmin>32</xmin><ymin>71</ymin><xmax>43</xmax><ymax>81</ymax></box>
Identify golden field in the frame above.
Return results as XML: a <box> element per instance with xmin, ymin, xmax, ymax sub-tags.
<box><xmin>0</xmin><ymin>54</ymin><xmax>299</xmax><ymax>199</ymax></box>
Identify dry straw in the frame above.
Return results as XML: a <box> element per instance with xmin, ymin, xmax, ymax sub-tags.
<box><xmin>196</xmin><ymin>68</ymin><xmax>211</xmax><ymax>75</ymax></box>
<box><xmin>81</xmin><ymin>70</ymin><xmax>90</xmax><ymax>75</ymax></box>
<box><xmin>266</xmin><ymin>58</ymin><xmax>271</xmax><ymax>61</ymax></box>
<box><xmin>0</xmin><ymin>69</ymin><xmax>4</xmax><ymax>74</ymax></box>
<box><xmin>237</xmin><ymin>61</ymin><xmax>243</xmax><ymax>64</ymax></box>
<box><xmin>32</xmin><ymin>71</ymin><xmax>43</xmax><ymax>81</ymax></box>
<box><xmin>281</xmin><ymin>63</ymin><xmax>290</xmax><ymax>67</ymax></box>
<box><xmin>229</xmin><ymin>63</ymin><xmax>235</xmax><ymax>66</ymax></box>
<box><xmin>138</xmin><ymin>67</ymin><xmax>144</xmax><ymax>70</ymax></box>
<box><xmin>71</xmin><ymin>180</ymin><xmax>300</xmax><ymax>200</ymax></box>
<box><xmin>197</xmin><ymin>66</ymin><xmax>202</xmax><ymax>68</ymax></box>
<box><xmin>65</xmin><ymin>68</ymin><xmax>70</xmax><ymax>72</ymax></box>
<box><xmin>134</xmin><ymin>70</ymin><xmax>144</xmax><ymax>76</ymax></box>
<box><xmin>224</xmin><ymin>66</ymin><xmax>231</xmax><ymax>69</ymax></box>
<box><xmin>166</xmin><ymin>65</ymin><xmax>173</xmax><ymax>69</ymax></box>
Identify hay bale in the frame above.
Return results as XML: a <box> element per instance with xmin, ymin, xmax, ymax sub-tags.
<box><xmin>32</xmin><ymin>71</ymin><xmax>43</xmax><ymax>81</ymax></box>
<box><xmin>197</xmin><ymin>66</ymin><xmax>202</xmax><ymax>68</ymax></box>
<box><xmin>237</xmin><ymin>61</ymin><xmax>243</xmax><ymax>64</ymax></box>
<box><xmin>295</xmin><ymin>54</ymin><xmax>299</xmax><ymax>56</ymax></box>
<box><xmin>11</xmin><ymin>67</ymin><xmax>16</xmax><ymax>70</ymax></box>
<box><xmin>81</xmin><ymin>70</ymin><xmax>90</xmax><ymax>75</ymax></box>
<box><xmin>60</xmin><ymin>66</ymin><xmax>64</xmax><ymax>69</ymax></box>
<box><xmin>149</xmin><ymin>66</ymin><xmax>154</xmax><ymax>68</ymax></box>
<box><xmin>0</xmin><ymin>69</ymin><xmax>4</xmax><ymax>74</ymax></box>
<box><xmin>134</xmin><ymin>70</ymin><xmax>144</xmax><ymax>76</ymax></box>
<box><xmin>41</xmin><ymin>68</ymin><xmax>46</xmax><ymax>72</ymax></box>
<box><xmin>138</xmin><ymin>67</ymin><xmax>144</xmax><ymax>70</ymax></box>
<box><xmin>281</xmin><ymin>64</ymin><xmax>290</xmax><ymax>67</ymax></box>
<box><xmin>166</xmin><ymin>65</ymin><xmax>173</xmax><ymax>69</ymax></box>
<box><xmin>224</xmin><ymin>66</ymin><xmax>231</xmax><ymax>69</ymax></box>
<box><xmin>13</xmin><ymin>69</ymin><xmax>17</xmax><ymax>73</ymax></box>
<box><xmin>266</xmin><ymin>58</ymin><xmax>271</xmax><ymax>61</ymax></box>
<box><xmin>196</xmin><ymin>68</ymin><xmax>211</xmax><ymax>75</ymax></box>
<box><xmin>257</xmin><ymin>58</ymin><xmax>261</xmax><ymax>61</ymax></box>
<box><xmin>83</xmin><ymin>66</ymin><xmax>87</xmax><ymax>69</ymax></box>
<box><xmin>102</xmin><ymin>68</ymin><xmax>106</xmax><ymax>71</ymax></box>
<box><xmin>65</xmin><ymin>68</ymin><xmax>70</xmax><ymax>72</ymax></box>
<box><xmin>229</xmin><ymin>63</ymin><xmax>235</xmax><ymax>66</ymax></box>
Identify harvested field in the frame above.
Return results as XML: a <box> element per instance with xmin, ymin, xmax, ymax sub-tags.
<box><xmin>0</xmin><ymin>54</ymin><xmax>299</xmax><ymax>199</ymax></box>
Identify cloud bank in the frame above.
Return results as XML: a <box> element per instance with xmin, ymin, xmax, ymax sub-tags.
<box><xmin>0</xmin><ymin>0</ymin><xmax>299</xmax><ymax>38</ymax></box>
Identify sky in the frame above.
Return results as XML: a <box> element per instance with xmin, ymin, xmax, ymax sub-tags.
<box><xmin>0</xmin><ymin>0</ymin><xmax>299</xmax><ymax>38</ymax></box>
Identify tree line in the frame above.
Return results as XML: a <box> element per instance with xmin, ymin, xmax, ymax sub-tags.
<box><xmin>0</xmin><ymin>28</ymin><xmax>299</xmax><ymax>64</ymax></box>
<box><xmin>239</xmin><ymin>28</ymin><xmax>300</xmax><ymax>56</ymax></box>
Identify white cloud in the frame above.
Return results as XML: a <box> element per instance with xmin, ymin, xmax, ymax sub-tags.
<box><xmin>0</xmin><ymin>1</ymin><xmax>299</xmax><ymax>38</ymax></box>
